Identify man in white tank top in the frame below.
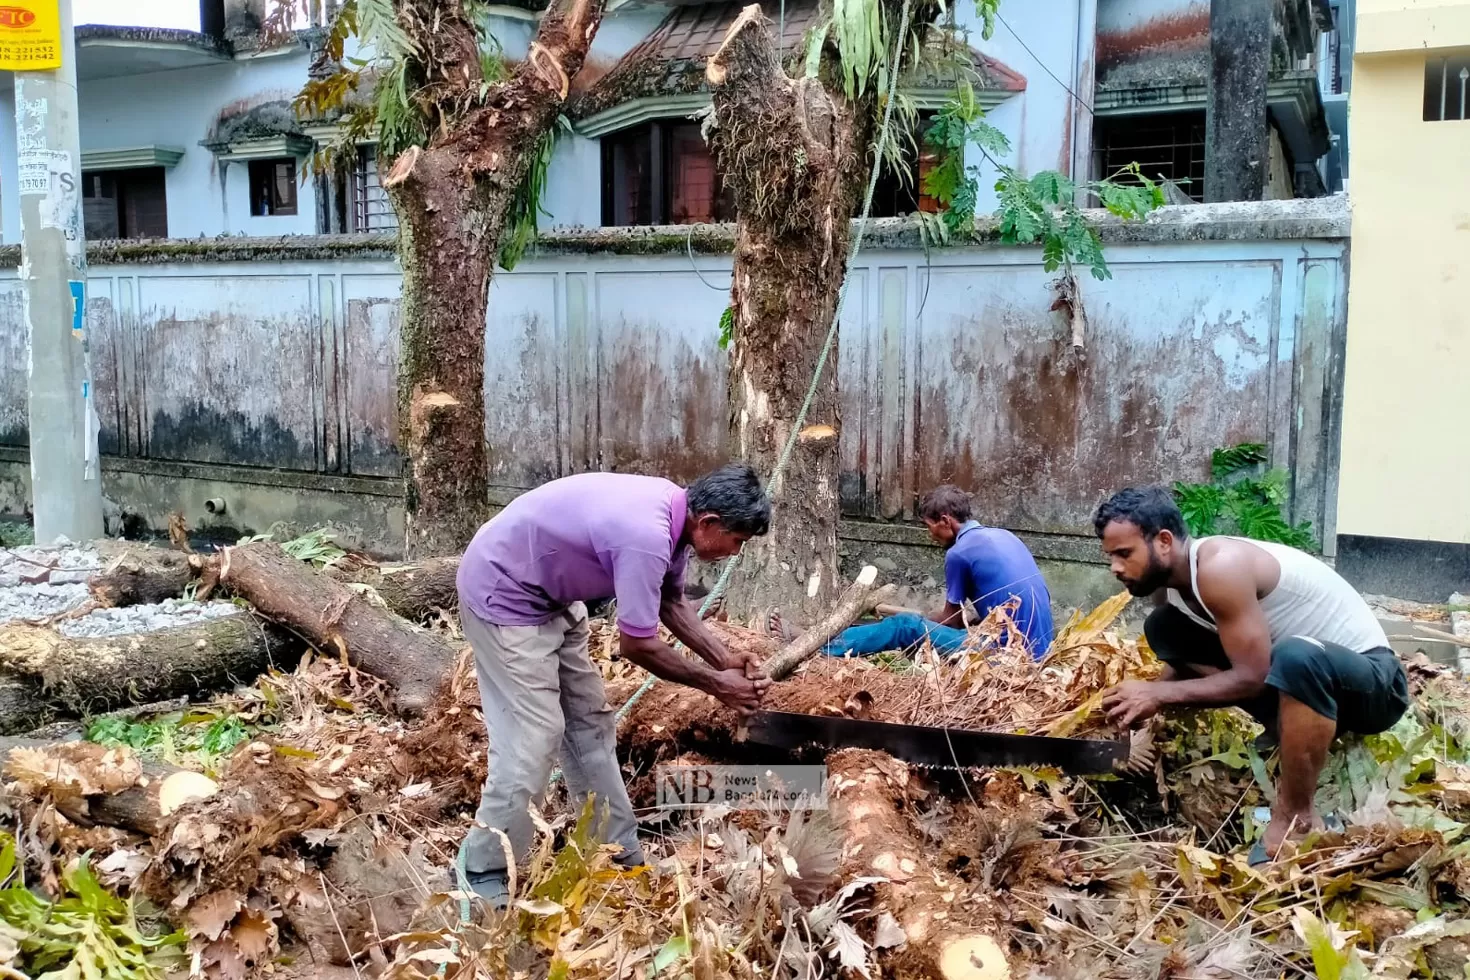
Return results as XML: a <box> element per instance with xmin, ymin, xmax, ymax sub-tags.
<box><xmin>1092</xmin><ymin>487</ymin><xmax>1408</xmax><ymax>863</ymax></box>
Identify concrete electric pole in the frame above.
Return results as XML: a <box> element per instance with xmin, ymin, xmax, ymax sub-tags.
<box><xmin>13</xmin><ymin>0</ymin><xmax>104</xmax><ymax>544</ymax></box>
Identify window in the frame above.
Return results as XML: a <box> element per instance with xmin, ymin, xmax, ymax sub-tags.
<box><xmin>352</xmin><ymin>145</ymin><xmax>398</xmax><ymax>232</ymax></box>
<box><xmin>600</xmin><ymin>115</ymin><xmax>939</xmax><ymax>225</ymax></box>
<box><xmin>1424</xmin><ymin>54</ymin><xmax>1470</xmax><ymax>121</ymax></box>
<box><xmin>248</xmin><ymin>158</ymin><xmax>298</xmax><ymax>216</ymax></box>
<box><xmin>867</xmin><ymin>114</ymin><xmax>940</xmax><ymax>219</ymax></box>
<box><xmin>1092</xmin><ymin>110</ymin><xmax>1206</xmax><ymax>202</ymax></box>
<box><xmin>81</xmin><ymin>167</ymin><xmax>168</xmax><ymax>240</ymax></box>
<box><xmin>602</xmin><ymin>122</ymin><xmax>735</xmax><ymax>226</ymax></box>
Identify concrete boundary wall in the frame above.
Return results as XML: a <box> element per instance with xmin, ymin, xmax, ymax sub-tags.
<box><xmin>0</xmin><ymin>198</ymin><xmax>1351</xmax><ymax>611</ymax></box>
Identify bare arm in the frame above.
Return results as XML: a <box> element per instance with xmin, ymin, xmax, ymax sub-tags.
<box><xmin>932</xmin><ymin>601</ymin><xmax>966</xmax><ymax>628</ymax></box>
<box><xmin>619</xmin><ymin>631</ymin><xmax>770</xmax><ymax>713</ymax></box>
<box><xmin>660</xmin><ymin>596</ymin><xmax>734</xmax><ymax>670</ymax></box>
<box><xmin>1149</xmin><ymin>552</ymin><xmax>1271</xmax><ymax>707</ymax></box>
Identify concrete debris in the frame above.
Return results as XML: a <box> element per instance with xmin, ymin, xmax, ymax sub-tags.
<box><xmin>1</xmin><ymin>544</ymin><xmax>237</xmax><ymax>636</ymax></box>
<box><xmin>0</xmin><ymin>581</ymin><xmax>90</xmax><ymax>623</ymax></box>
<box><xmin>57</xmin><ymin>598</ymin><xmax>243</xmax><ymax>638</ymax></box>
<box><xmin>0</xmin><ymin>545</ymin><xmax>103</xmax><ymax>623</ymax></box>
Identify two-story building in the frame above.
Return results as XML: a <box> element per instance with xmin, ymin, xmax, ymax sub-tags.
<box><xmin>1</xmin><ymin>0</ymin><xmax>1348</xmax><ymax>243</ymax></box>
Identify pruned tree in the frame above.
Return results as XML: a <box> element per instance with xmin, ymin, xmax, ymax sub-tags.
<box><xmin>705</xmin><ymin>0</ymin><xmax>1161</xmax><ymax>623</ymax></box>
<box><xmin>287</xmin><ymin>0</ymin><xmax>603</xmax><ymax>556</ymax></box>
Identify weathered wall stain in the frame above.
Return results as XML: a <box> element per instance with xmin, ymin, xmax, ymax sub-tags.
<box><xmin>911</xmin><ymin>261</ymin><xmax>1287</xmax><ymax>532</ymax></box>
<box><xmin>485</xmin><ymin>309</ymin><xmax>562</xmax><ymax>489</ymax></box>
<box><xmin>140</xmin><ymin>280</ymin><xmax>319</xmax><ymax>469</ymax></box>
<box><xmin>0</xmin><ymin>209</ymin><xmax>1349</xmax><ymax>541</ymax></box>
<box><xmin>1097</xmin><ymin>3</ymin><xmax>1209</xmax><ymax>71</ymax></box>
<box><xmin>344</xmin><ymin>296</ymin><xmax>402</xmax><ymax>478</ymax></box>
<box><xmin>89</xmin><ymin>296</ymin><xmax>124</xmax><ymax>457</ymax></box>
<box><xmin>148</xmin><ymin>403</ymin><xmax>313</xmax><ymax>471</ymax></box>
<box><xmin>599</xmin><ymin>315</ymin><xmax>728</xmax><ymax>485</ymax></box>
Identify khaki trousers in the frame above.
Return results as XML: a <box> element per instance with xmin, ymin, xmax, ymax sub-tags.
<box><xmin>458</xmin><ymin>602</ymin><xmax>644</xmax><ymax>873</ymax></box>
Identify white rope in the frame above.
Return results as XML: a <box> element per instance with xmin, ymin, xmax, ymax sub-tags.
<box><xmin>612</xmin><ymin>0</ymin><xmax>918</xmax><ymax>725</ymax></box>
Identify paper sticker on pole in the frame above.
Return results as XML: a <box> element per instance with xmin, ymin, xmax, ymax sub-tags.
<box><xmin>0</xmin><ymin>0</ymin><xmax>61</xmax><ymax>71</ymax></box>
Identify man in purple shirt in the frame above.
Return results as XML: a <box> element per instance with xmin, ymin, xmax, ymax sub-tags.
<box><xmin>455</xmin><ymin>463</ymin><xmax>773</xmax><ymax>906</ymax></box>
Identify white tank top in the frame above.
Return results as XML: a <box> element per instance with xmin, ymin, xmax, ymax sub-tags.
<box><xmin>1166</xmin><ymin>537</ymin><xmax>1389</xmax><ymax>653</ymax></box>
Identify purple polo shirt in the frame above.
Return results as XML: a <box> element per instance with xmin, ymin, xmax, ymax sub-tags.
<box><xmin>457</xmin><ymin>472</ymin><xmax>690</xmax><ymax>638</ymax></box>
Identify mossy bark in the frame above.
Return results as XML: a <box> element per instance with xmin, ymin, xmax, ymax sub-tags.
<box><xmin>383</xmin><ymin>0</ymin><xmax>610</xmax><ymax>558</ymax></box>
<box><xmin>211</xmin><ymin>540</ymin><xmax>459</xmax><ymax>716</ymax></box>
<box><xmin>0</xmin><ymin>616</ymin><xmax>295</xmax><ymax>731</ymax></box>
<box><xmin>705</xmin><ymin>6</ymin><xmax>873</xmax><ymax>625</ymax></box>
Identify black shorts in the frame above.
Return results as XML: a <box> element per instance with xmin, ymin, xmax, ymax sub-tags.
<box><xmin>1144</xmin><ymin>605</ymin><xmax>1410</xmax><ymax>736</ymax></box>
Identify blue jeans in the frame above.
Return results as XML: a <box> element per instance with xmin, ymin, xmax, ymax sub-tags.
<box><xmin>821</xmin><ymin>613</ymin><xmax>969</xmax><ymax>657</ymax></box>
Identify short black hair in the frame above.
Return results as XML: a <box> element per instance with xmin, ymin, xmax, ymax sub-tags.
<box><xmin>1093</xmin><ymin>486</ymin><xmax>1188</xmax><ymax>540</ymax></box>
<box><xmin>688</xmin><ymin>464</ymin><xmax>771</xmax><ymax>536</ymax></box>
<box><xmin>918</xmin><ymin>484</ymin><xmax>973</xmax><ymax>523</ymax></box>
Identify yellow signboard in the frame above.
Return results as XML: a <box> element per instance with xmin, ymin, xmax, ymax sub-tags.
<box><xmin>0</xmin><ymin>0</ymin><xmax>61</xmax><ymax>72</ymax></box>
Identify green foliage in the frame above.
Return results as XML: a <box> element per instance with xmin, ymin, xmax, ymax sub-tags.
<box><xmin>717</xmin><ymin>306</ymin><xmax>735</xmax><ymax>350</ymax></box>
<box><xmin>0</xmin><ymin>835</ymin><xmax>186</xmax><ymax>979</ymax></box>
<box><xmin>236</xmin><ymin>528</ymin><xmax>348</xmax><ymax>568</ymax></box>
<box><xmin>830</xmin><ymin>0</ymin><xmax>889</xmax><ymax>98</ymax></box>
<box><xmin>917</xmin><ymin>87</ymin><xmax>1161</xmax><ymax>279</ymax></box>
<box><xmin>86</xmin><ymin>710</ymin><xmax>252</xmax><ymax>768</ymax></box>
<box><xmin>1172</xmin><ymin>442</ymin><xmax>1317</xmax><ymax>550</ymax></box>
<box><xmin>500</xmin><ymin>116</ymin><xmax>571</xmax><ymax>272</ymax></box>
<box><xmin>973</xmin><ymin>0</ymin><xmax>999</xmax><ymax>40</ymax></box>
<box><xmin>0</xmin><ymin>519</ymin><xmax>33</xmax><ymax>547</ymax></box>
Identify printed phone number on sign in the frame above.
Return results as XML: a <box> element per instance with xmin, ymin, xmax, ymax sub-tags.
<box><xmin>0</xmin><ymin>43</ymin><xmax>56</xmax><ymax>58</ymax></box>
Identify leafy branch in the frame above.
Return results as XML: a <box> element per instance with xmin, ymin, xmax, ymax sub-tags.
<box><xmin>0</xmin><ymin>835</ymin><xmax>186</xmax><ymax>979</ymax></box>
<box><xmin>286</xmin><ymin>0</ymin><xmax>561</xmax><ymax>270</ymax></box>
<box><xmin>1173</xmin><ymin>442</ymin><xmax>1318</xmax><ymax>550</ymax></box>
<box><xmin>918</xmin><ymin>83</ymin><xmax>1162</xmax><ymax>279</ymax></box>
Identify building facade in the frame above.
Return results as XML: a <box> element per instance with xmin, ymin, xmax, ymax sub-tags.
<box><xmin>1335</xmin><ymin>0</ymin><xmax>1470</xmax><ymax>595</ymax></box>
<box><xmin>0</xmin><ymin>0</ymin><xmax>1348</xmax><ymax>243</ymax></box>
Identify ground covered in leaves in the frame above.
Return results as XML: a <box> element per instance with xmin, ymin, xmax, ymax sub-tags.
<box><xmin>2</xmin><ymin>579</ymin><xmax>1469</xmax><ymax>980</ymax></box>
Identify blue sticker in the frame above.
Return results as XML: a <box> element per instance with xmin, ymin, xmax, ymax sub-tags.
<box><xmin>69</xmin><ymin>280</ymin><xmax>85</xmax><ymax>337</ymax></box>
<box><xmin>82</xmin><ymin>381</ymin><xmax>89</xmax><ymax>399</ymax></box>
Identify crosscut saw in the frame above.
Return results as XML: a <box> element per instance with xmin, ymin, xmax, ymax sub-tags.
<box><xmin>745</xmin><ymin>711</ymin><xmax>1128</xmax><ymax>775</ymax></box>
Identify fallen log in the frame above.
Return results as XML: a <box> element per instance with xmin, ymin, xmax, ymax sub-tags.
<box><xmin>325</xmin><ymin>556</ymin><xmax>460</xmax><ymax>621</ymax></box>
<box><xmin>764</xmin><ymin>566</ymin><xmax>893</xmax><ymax>681</ymax></box>
<box><xmin>2</xmin><ymin>739</ymin><xmax>219</xmax><ymax>836</ymax></box>
<box><xmin>210</xmin><ymin>541</ymin><xmax>458</xmax><ymax>715</ymax></box>
<box><xmin>827</xmin><ymin>749</ymin><xmax>1011</xmax><ymax>980</ymax></box>
<box><xmin>90</xmin><ymin>545</ymin><xmax>461</xmax><ymax>624</ymax></box>
<box><xmin>89</xmin><ymin>547</ymin><xmax>197</xmax><ymax>607</ymax></box>
<box><xmin>0</xmin><ymin>615</ymin><xmax>295</xmax><ymax>733</ymax></box>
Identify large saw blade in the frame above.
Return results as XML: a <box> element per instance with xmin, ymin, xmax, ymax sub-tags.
<box><xmin>745</xmin><ymin>711</ymin><xmax>1127</xmax><ymax>775</ymax></box>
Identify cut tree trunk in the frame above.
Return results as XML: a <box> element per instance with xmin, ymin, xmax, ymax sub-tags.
<box><xmin>89</xmin><ymin>547</ymin><xmax>196</xmax><ymax>607</ymax></box>
<box><xmin>827</xmin><ymin>749</ymin><xmax>1010</xmax><ymax>980</ymax></box>
<box><xmin>88</xmin><ymin>545</ymin><xmax>461</xmax><ymax>623</ymax></box>
<box><xmin>384</xmin><ymin>0</ymin><xmax>611</xmax><ymax>558</ymax></box>
<box><xmin>391</xmin><ymin>156</ymin><xmax>495</xmax><ymax>559</ymax></box>
<box><xmin>1</xmin><ymin>739</ymin><xmax>219</xmax><ymax>836</ymax></box>
<box><xmin>212</xmin><ymin>541</ymin><xmax>458</xmax><ymax>715</ymax></box>
<box><xmin>705</xmin><ymin>6</ymin><xmax>870</xmax><ymax>627</ymax></box>
<box><xmin>329</xmin><ymin>556</ymin><xmax>461</xmax><ymax>621</ymax></box>
<box><xmin>0</xmin><ymin>615</ymin><xmax>295</xmax><ymax>733</ymax></box>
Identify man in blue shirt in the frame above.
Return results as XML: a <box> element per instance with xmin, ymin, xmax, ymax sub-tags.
<box><xmin>821</xmin><ymin>485</ymin><xmax>1054</xmax><ymax>659</ymax></box>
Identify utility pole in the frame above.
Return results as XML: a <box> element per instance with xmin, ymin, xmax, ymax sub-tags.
<box><xmin>13</xmin><ymin>0</ymin><xmax>103</xmax><ymax>544</ymax></box>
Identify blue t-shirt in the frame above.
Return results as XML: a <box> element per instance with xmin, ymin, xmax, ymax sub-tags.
<box><xmin>944</xmin><ymin>522</ymin><xmax>1054</xmax><ymax>658</ymax></box>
